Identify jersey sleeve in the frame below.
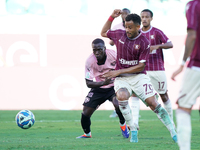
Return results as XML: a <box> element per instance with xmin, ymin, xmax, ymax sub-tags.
<box><xmin>157</xmin><ymin>29</ymin><xmax>169</xmax><ymax>44</ymax></box>
<box><xmin>186</xmin><ymin>1</ymin><xmax>198</xmax><ymax>31</ymax></box>
<box><xmin>85</xmin><ymin>59</ymin><xmax>94</xmax><ymax>81</ymax></box>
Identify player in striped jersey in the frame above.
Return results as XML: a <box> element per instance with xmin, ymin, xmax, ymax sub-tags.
<box><xmin>101</xmin><ymin>9</ymin><xmax>177</xmax><ymax>143</ymax></box>
<box><xmin>171</xmin><ymin>0</ymin><xmax>200</xmax><ymax>149</ymax></box>
<box><xmin>140</xmin><ymin>9</ymin><xmax>174</xmax><ymax>124</ymax></box>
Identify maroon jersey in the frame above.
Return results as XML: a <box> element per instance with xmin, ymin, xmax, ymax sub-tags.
<box><xmin>186</xmin><ymin>0</ymin><xmax>200</xmax><ymax>68</ymax></box>
<box><xmin>107</xmin><ymin>29</ymin><xmax>150</xmax><ymax>74</ymax></box>
<box><xmin>141</xmin><ymin>26</ymin><xmax>170</xmax><ymax>71</ymax></box>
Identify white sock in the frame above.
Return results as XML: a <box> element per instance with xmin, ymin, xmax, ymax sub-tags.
<box><xmin>118</xmin><ymin>100</ymin><xmax>137</xmax><ymax>131</ymax></box>
<box><xmin>164</xmin><ymin>99</ymin><xmax>173</xmax><ymax>121</ymax></box>
<box><xmin>176</xmin><ymin>109</ymin><xmax>191</xmax><ymax>150</ymax></box>
<box><xmin>129</xmin><ymin>96</ymin><xmax>140</xmax><ymax>127</ymax></box>
<box><xmin>85</xmin><ymin>132</ymin><xmax>91</xmax><ymax>136</ymax></box>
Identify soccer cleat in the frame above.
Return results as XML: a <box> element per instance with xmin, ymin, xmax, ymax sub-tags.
<box><xmin>120</xmin><ymin>123</ymin><xmax>129</xmax><ymax>138</ymax></box>
<box><xmin>109</xmin><ymin>111</ymin><xmax>118</xmax><ymax>118</ymax></box>
<box><xmin>172</xmin><ymin>135</ymin><xmax>177</xmax><ymax>143</ymax></box>
<box><xmin>130</xmin><ymin>131</ymin><xmax>138</xmax><ymax>143</ymax></box>
<box><xmin>76</xmin><ymin>134</ymin><xmax>92</xmax><ymax>139</ymax></box>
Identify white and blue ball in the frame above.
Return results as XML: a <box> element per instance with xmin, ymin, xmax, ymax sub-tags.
<box><xmin>15</xmin><ymin>110</ymin><xmax>35</xmax><ymax>129</ymax></box>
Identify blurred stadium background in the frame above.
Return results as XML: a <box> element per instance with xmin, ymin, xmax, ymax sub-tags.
<box><xmin>0</xmin><ymin>0</ymin><xmax>199</xmax><ymax>110</ymax></box>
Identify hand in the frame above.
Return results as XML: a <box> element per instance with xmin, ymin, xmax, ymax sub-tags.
<box><xmin>150</xmin><ymin>45</ymin><xmax>159</xmax><ymax>52</ymax></box>
<box><xmin>111</xmin><ymin>9</ymin><xmax>122</xmax><ymax>18</ymax></box>
<box><xmin>102</xmin><ymin>70</ymin><xmax>120</xmax><ymax>79</ymax></box>
<box><xmin>103</xmin><ymin>78</ymin><xmax>114</xmax><ymax>85</ymax></box>
<box><xmin>171</xmin><ymin>65</ymin><xmax>184</xmax><ymax>81</ymax></box>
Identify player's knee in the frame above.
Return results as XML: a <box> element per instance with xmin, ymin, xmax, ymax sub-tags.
<box><xmin>116</xmin><ymin>88</ymin><xmax>130</xmax><ymax>100</ymax></box>
<box><xmin>160</xmin><ymin>93</ymin><xmax>168</xmax><ymax>102</ymax></box>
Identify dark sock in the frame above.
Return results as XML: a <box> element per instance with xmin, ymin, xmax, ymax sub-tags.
<box><xmin>81</xmin><ymin>113</ymin><xmax>91</xmax><ymax>134</ymax></box>
<box><xmin>115</xmin><ymin>108</ymin><xmax>125</xmax><ymax>124</ymax></box>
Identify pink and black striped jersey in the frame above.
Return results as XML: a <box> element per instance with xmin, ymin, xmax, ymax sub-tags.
<box><xmin>186</xmin><ymin>0</ymin><xmax>200</xmax><ymax>69</ymax></box>
<box><xmin>107</xmin><ymin>29</ymin><xmax>150</xmax><ymax>74</ymax></box>
<box><xmin>85</xmin><ymin>49</ymin><xmax>116</xmax><ymax>88</ymax></box>
<box><xmin>141</xmin><ymin>26</ymin><xmax>170</xmax><ymax>71</ymax></box>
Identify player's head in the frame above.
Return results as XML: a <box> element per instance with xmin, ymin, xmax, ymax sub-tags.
<box><xmin>140</xmin><ymin>9</ymin><xmax>153</xmax><ymax>28</ymax></box>
<box><xmin>125</xmin><ymin>13</ymin><xmax>141</xmax><ymax>39</ymax></box>
<box><xmin>121</xmin><ymin>8</ymin><xmax>131</xmax><ymax>24</ymax></box>
<box><xmin>92</xmin><ymin>38</ymin><xmax>106</xmax><ymax>62</ymax></box>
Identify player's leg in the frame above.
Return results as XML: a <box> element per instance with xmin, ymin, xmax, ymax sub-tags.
<box><xmin>76</xmin><ymin>106</ymin><xmax>95</xmax><ymax>138</ymax></box>
<box><xmin>176</xmin><ymin>107</ymin><xmax>191</xmax><ymax>150</ymax></box>
<box><xmin>175</xmin><ymin>68</ymin><xmax>199</xmax><ymax>149</ymax></box>
<box><xmin>145</xmin><ymin>96</ymin><xmax>177</xmax><ymax>142</ymax></box>
<box><xmin>129</xmin><ymin>94</ymin><xmax>140</xmax><ymax>130</ymax></box>
<box><xmin>133</xmin><ymin>74</ymin><xmax>177</xmax><ymax>142</ymax></box>
<box><xmin>109</xmin><ymin>110</ymin><xmax>118</xmax><ymax>118</ymax></box>
<box><xmin>77</xmin><ymin>88</ymin><xmax>110</xmax><ymax>138</ymax></box>
<box><xmin>111</xmin><ymin>95</ymin><xmax>129</xmax><ymax>138</ymax></box>
<box><xmin>147</xmin><ymin>71</ymin><xmax>174</xmax><ymax>121</ymax></box>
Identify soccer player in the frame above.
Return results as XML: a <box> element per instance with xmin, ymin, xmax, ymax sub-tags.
<box><xmin>101</xmin><ymin>9</ymin><xmax>177</xmax><ymax>143</ymax></box>
<box><xmin>140</xmin><ymin>9</ymin><xmax>174</xmax><ymax>122</ymax></box>
<box><xmin>76</xmin><ymin>38</ymin><xmax>129</xmax><ymax>139</ymax></box>
<box><xmin>171</xmin><ymin>0</ymin><xmax>200</xmax><ymax>149</ymax></box>
<box><xmin>109</xmin><ymin>8</ymin><xmax>140</xmax><ymax>127</ymax></box>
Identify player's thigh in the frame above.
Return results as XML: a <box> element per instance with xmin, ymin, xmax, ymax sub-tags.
<box><xmin>147</xmin><ymin>71</ymin><xmax>167</xmax><ymax>94</ymax></box>
<box><xmin>114</xmin><ymin>77</ymin><xmax>132</xmax><ymax>97</ymax></box>
<box><xmin>131</xmin><ymin>74</ymin><xmax>157</xmax><ymax>105</ymax></box>
<box><xmin>178</xmin><ymin>68</ymin><xmax>200</xmax><ymax>108</ymax></box>
<box><xmin>83</xmin><ymin>87</ymin><xmax>115</xmax><ymax>109</ymax></box>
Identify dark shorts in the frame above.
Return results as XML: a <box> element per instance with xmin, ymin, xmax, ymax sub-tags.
<box><xmin>83</xmin><ymin>87</ymin><xmax>116</xmax><ymax>109</ymax></box>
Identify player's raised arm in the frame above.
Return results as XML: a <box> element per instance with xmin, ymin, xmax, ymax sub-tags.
<box><xmin>101</xmin><ymin>9</ymin><xmax>122</xmax><ymax>37</ymax></box>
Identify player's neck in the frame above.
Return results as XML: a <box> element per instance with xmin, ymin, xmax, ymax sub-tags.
<box><xmin>97</xmin><ymin>55</ymin><xmax>107</xmax><ymax>65</ymax></box>
<box><xmin>142</xmin><ymin>25</ymin><xmax>151</xmax><ymax>31</ymax></box>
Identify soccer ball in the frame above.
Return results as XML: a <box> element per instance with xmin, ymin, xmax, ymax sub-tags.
<box><xmin>15</xmin><ymin>110</ymin><xmax>35</xmax><ymax>129</ymax></box>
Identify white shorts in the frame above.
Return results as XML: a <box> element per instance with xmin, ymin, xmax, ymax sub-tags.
<box><xmin>146</xmin><ymin>71</ymin><xmax>167</xmax><ymax>94</ymax></box>
<box><xmin>178</xmin><ymin>68</ymin><xmax>200</xmax><ymax>108</ymax></box>
<box><xmin>114</xmin><ymin>74</ymin><xmax>157</xmax><ymax>106</ymax></box>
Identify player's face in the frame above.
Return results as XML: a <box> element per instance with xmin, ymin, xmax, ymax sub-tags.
<box><xmin>125</xmin><ymin>21</ymin><xmax>140</xmax><ymax>39</ymax></box>
<box><xmin>92</xmin><ymin>43</ymin><xmax>106</xmax><ymax>61</ymax></box>
<box><xmin>140</xmin><ymin>11</ymin><xmax>152</xmax><ymax>27</ymax></box>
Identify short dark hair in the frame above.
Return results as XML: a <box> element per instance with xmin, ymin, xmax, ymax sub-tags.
<box><xmin>122</xmin><ymin>8</ymin><xmax>130</xmax><ymax>13</ymax></box>
<box><xmin>92</xmin><ymin>38</ymin><xmax>105</xmax><ymax>45</ymax></box>
<box><xmin>141</xmin><ymin>9</ymin><xmax>153</xmax><ymax>17</ymax></box>
<box><xmin>125</xmin><ymin>13</ymin><xmax>141</xmax><ymax>25</ymax></box>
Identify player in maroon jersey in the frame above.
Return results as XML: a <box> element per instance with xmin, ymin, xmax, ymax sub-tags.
<box><xmin>171</xmin><ymin>0</ymin><xmax>200</xmax><ymax>149</ymax></box>
<box><xmin>140</xmin><ymin>9</ymin><xmax>174</xmax><ymax>124</ymax></box>
<box><xmin>101</xmin><ymin>9</ymin><xmax>177</xmax><ymax>143</ymax></box>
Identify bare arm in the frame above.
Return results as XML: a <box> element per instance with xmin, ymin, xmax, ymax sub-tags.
<box><xmin>171</xmin><ymin>29</ymin><xmax>196</xmax><ymax>81</ymax></box>
<box><xmin>101</xmin><ymin>9</ymin><xmax>122</xmax><ymax>38</ymax></box>
<box><xmin>102</xmin><ymin>62</ymin><xmax>145</xmax><ymax>79</ymax></box>
<box><xmin>150</xmin><ymin>41</ymin><xmax>173</xmax><ymax>52</ymax></box>
<box><xmin>85</xmin><ymin>78</ymin><xmax>113</xmax><ymax>88</ymax></box>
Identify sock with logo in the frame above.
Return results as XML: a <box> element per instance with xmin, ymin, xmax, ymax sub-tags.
<box><xmin>118</xmin><ymin>100</ymin><xmax>137</xmax><ymax>131</ymax></box>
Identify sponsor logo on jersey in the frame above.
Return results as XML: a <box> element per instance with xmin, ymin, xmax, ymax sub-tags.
<box><xmin>119</xmin><ymin>58</ymin><xmax>138</xmax><ymax>65</ymax></box>
<box><xmin>110</xmin><ymin>61</ymin><xmax>116</xmax><ymax>66</ymax></box>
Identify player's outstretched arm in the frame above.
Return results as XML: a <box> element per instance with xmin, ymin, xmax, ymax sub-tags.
<box><xmin>101</xmin><ymin>9</ymin><xmax>122</xmax><ymax>38</ymax></box>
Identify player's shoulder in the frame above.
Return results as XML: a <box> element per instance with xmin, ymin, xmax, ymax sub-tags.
<box><xmin>106</xmin><ymin>49</ymin><xmax>117</xmax><ymax>58</ymax></box>
<box><xmin>139</xmin><ymin>33</ymin><xmax>150</xmax><ymax>42</ymax></box>
<box><xmin>86</xmin><ymin>53</ymin><xmax>96</xmax><ymax>64</ymax></box>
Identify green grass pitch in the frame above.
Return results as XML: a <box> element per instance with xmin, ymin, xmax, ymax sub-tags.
<box><xmin>0</xmin><ymin>110</ymin><xmax>199</xmax><ymax>150</ymax></box>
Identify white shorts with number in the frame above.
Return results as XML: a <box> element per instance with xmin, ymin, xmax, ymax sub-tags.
<box><xmin>178</xmin><ymin>68</ymin><xmax>200</xmax><ymax>108</ymax></box>
<box><xmin>146</xmin><ymin>71</ymin><xmax>167</xmax><ymax>94</ymax></box>
<box><xmin>114</xmin><ymin>74</ymin><xmax>157</xmax><ymax>106</ymax></box>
